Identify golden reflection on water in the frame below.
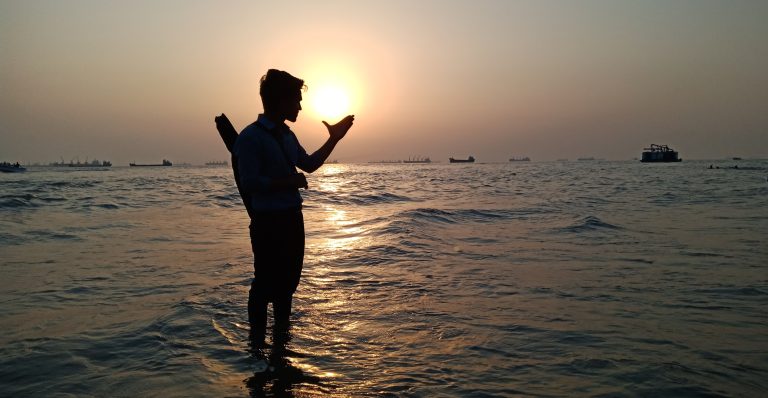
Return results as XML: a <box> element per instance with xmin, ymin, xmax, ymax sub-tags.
<box><xmin>319</xmin><ymin>206</ymin><xmax>366</xmax><ymax>252</ymax></box>
<box><xmin>316</xmin><ymin>164</ymin><xmax>348</xmax><ymax>193</ymax></box>
<box><xmin>319</xmin><ymin>164</ymin><xmax>347</xmax><ymax>176</ymax></box>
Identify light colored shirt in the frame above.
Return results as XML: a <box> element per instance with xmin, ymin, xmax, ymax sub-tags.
<box><xmin>234</xmin><ymin>114</ymin><xmax>322</xmax><ymax>212</ymax></box>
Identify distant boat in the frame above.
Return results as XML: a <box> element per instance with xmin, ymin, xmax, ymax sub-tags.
<box><xmin>205</xmin><ymin>160</ymin><xmax>228</xmax><ymax>166</ymax></box>
<box><xmin>732</xmin><ymin>157</ymin><xmax>742</xmax><ymax>161</ymax></box>
<box><xmin>577</xmin><ymin>157</ymin><xmax>595</xmax><ymax>161</ymax></box>
<box><xmin>449</xmin><ymin>156</ymin><xmax>475</xmax><ymax>163</ymax></box>
<box><xmin>509</xmin><ymin>157</ymin><xmax>530</xmax><ymax>162</ymax></box>
<box><xmin>640</xmin><ymin>144</ymin><xmax>682</xmax><ymax>163</ymax></box>
<box><xmin>0</xmin><ymin>162</ymin><xmax>26</xmax><ymax>173</ymax></box>
<box><xmin>130</xmin><ymin>159</ymin><xmax>173</xmax><ymax>167</ymax></box>
<box><xmin>403</xmin><ymin>156</ymin><xmax>431</xmax><ymax>163</ymax></box>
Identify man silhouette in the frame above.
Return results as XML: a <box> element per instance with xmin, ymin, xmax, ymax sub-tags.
<box><xmin>232</xmin><ymin>69</ymin><xmax>354</xmax><ymax>346</ymax></box>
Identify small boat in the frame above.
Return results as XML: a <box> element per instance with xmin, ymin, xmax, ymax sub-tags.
<box><xmin>577</xmin><ymin>157</ymin><xmax>595</xmax><ymax>161</ymax></box>
<box><xmin>205</xmin><ymin>160</ymin><xmax>228</xmax><ymax>166</ymax></box>
<box><xmin>640</xmin><ymin>144</ymin><xmax>682</xmax><ymax>163</ymax></box>
<box><xmin>509</xmin><ymin>157</ymin><xmax>530</xmax><ymax>162</ymax></box>
<box><xmin>130</xmin><ymin>159</ymin><xmax>173</xmax><ymax>167</ymax></box>
<box><xmin>449</xmin><ymin>156</ymin><xmax>475</xmax><ymax>163</ymax></box>
<box><xmin>0</xmin><ymin>162</ymin><xmax>26</xmax><ymax>173</ymax></box>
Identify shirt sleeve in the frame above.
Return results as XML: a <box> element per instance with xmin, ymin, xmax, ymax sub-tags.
<box><xmin>235</xmin><ymin>134</ymin><xmax>272</xmax><ymax>192</ymax></box>
<box><xmin>293</xmin><ymin>133</ymin><xmax>323</xmax><ymax>172</ymax></box>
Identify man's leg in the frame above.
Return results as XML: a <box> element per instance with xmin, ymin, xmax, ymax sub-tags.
<box><xmin>248</xmin><ymin>279</ymin><xmax>268</xmax><ymax>347</ymax></box>
<box><xmin>273</xmin><ymin>293</ymin><xmax>292</xmax><ymax>325</ymax></box>
<box><xmin>273</xmin><ymin>209</ymin><xmax>303</xmax><ymax>343</ymax></box>
<box><xmin>248</xmin><ymin>221</ymin><xmax>272</xmax><ymax>348</ymax></box>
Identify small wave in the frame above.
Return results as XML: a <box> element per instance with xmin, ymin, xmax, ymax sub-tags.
<box><xmin>26</xmin><ymin>230</ymin><xmax>82</xmax><ymax>241</ymax></box>
<box><xmin>556</xmin><ymin>215</ymin><xmax>622</xmax><ymax>233</ymax></box>
<box><xmin>0</xmin><ymin>195</ymin><xmax>39</xmax><ymax>209</ymax></box>
<box><xmin>692</xmin><ymin>286</ymin><xmax>767</xmax><ymax>297</ymax></box>
<box><xmin>324</xmin><ymin>192</ymin><xmax>414</xmax><ymax>206</ymax></box>
<box><xmin>48</xmin><ymin>180</ymin><xmax>99</xmax><ymax>188</ymax></box>
<box><xmin>400</xmin><ymin>208</ymin><xmax>457</xmax><ymax>224</ymax></box>
<box><xmin>394</xmin><ymin>207</ymin><xmax>545</xmax><ymax>226</ymax></box>
<box><xmin>92</xmin><ymin>203</ymin><xmax>119</xmax><ymax>209</ymax></box>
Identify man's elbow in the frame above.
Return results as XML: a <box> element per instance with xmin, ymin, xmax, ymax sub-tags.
<box><xmin>298</xmin><ymin>163</ymin><xmax>321</xmax><ymax>174</ymax></box>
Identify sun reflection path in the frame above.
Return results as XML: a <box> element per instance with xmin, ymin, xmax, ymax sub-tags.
<box><xmin>321</xmin><ymin>207</ymin><xmax>365</xmax><ymax>252</ymax></box>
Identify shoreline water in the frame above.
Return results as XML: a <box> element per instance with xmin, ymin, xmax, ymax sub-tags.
<box><xmin>1</xmin><ymin>160</ymin><xmax>766</xmax><ymax>396</ymax></box>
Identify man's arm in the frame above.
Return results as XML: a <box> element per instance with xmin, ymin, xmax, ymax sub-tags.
<box><xmin>297</xmin><ymin>115</ymin><xmax>355</xmax><ymax>173</ymax></box>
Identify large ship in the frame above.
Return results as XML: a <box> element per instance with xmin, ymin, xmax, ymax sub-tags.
<box><xmin>403</xmin><ymin>156</ymin><xmax>431</xmax><ymax>163</ymax></box>
<box><xmin>449</xmin><ymin>156</ymin><xmax>475</xmax><ymax>163</ymax></box>
<box><xmin>640</xmin><ymin>144</ymin><xmax>682</xmax><ymax>163</ymax></box>
<box><xmin>69</xmin><ymin>159</ymin><xmax>112</xmax><ymax>167</ymax></box>
<box><xmin>130</xmin><ymin>159</ymin><xmax>173</xmax><ymax>167</ymax></box>
<box><xmin>49</xmin><ymin>157</ymin><xmax>111</xmax><ymax>167</ymax></box>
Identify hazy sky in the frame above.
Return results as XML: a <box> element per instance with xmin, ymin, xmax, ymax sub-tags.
<box><xmin>1</xmin><ymin>0</ymin><xmax>766</xmax><ymax>164</ymax></box>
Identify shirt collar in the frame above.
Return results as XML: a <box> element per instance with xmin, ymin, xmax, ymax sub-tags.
<box><xmin>257</xmin><ymin>114</ymin><xmax>290</xmax><ymax>133</ymax></box>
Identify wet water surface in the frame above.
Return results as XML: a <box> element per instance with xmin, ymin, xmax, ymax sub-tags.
<box><xmin>1</xmin><ymin>160</ymin><xmax>767</xmax><ymax>396</ymax></box>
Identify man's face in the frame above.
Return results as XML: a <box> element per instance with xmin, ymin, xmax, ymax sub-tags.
<box><xmin>284</xmin><ymin>92</ymin><xmax>302</xmax><ymax>123</ymax></box>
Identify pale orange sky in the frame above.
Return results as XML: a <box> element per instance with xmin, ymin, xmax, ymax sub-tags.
<box><xmin>1</xmin><ymin>0</ymin><xmax>767</xmax><ymax>164</ymax></box>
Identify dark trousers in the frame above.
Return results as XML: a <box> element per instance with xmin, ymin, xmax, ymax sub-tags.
<box><xmin>248</xmin><ymin>208</ymin><xmax>304</xmax><ymax>344</ymax></box>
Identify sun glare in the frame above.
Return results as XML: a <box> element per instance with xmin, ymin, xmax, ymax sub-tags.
<box><xmin>310</xmin><ymin>85</ymin><xmax>351</xmax><ymax>121</ymax></box>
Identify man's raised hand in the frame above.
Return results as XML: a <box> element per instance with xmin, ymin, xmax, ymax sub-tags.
<box><xmin>322</xmin><ymin>115</ymin><xmax>355</xmax><ymax>142</ymax></box>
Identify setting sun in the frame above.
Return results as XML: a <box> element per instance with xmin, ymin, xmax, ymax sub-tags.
<box><xmin>309</xmin><ymin>85</ymin><xmax>351</xmax><ymax>121</ymax></box>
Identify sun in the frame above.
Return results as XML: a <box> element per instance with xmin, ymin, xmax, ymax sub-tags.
<box><xmin>309</xmin><ymin>85</ymin><xmax>351</xmax><ymax>121</ymax></box>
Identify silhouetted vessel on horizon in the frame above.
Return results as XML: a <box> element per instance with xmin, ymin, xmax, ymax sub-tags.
<box><xmin>205</xmin><ymin>160</ymin><xmax>228</xmax><ymax>166</ymax></box>
<box><xmin>130</xmin><ymin>159</ymin><xmax>173</xmax><ymax>167</ymax></box>
<box><xmin>49</xmin><ymin>157</ymin><xmax>112</xmax><ymax>167</ymax></box>
<box><xmin>449</xmin><ymin>156</ymin><xmax>475</xmax><ymax>163</ymax></box>
<box><xmin>640</xmin><ymin>144</ymin><xmax>681</xmax><ymax>163</ymax></box>
<box><xmin>69</xmin><ymin>159</ymin><xmax>112</xmax><ymax>167</ymax></box>
<box><xmin>509</xmin><ymin>157</ymin><xmax>530</xmax><ymax>162</ymax></box>
<box><xmin>403</xmin><ymin>156</ymin><xmax>431</xmax><ymax>163</ymax></box>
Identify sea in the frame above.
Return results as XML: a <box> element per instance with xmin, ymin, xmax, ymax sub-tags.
<box><xmin>1</xmin><ymin>160</ymin><xmax>766</xmax><ymax>397</ymax></box>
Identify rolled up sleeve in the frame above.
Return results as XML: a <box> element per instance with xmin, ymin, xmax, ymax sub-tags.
<box><xmin>294</xmin><ymin>137</ymin><xmax>323</xmax><ymax>172</ymax></box>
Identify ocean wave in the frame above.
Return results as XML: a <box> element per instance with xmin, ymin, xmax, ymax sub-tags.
<box><xmin>91</xmin><ymin>203</ymin><xmax>119</xmax><ymax>210</ymax></box>
<box><xmin>555</xmin><ymin>215</ymin><xmax>622</xmax><ymax>233</ymax></box>
<box><xmin>318</xmin><ymin>191</ymin><xmax>414</xmax><ymax>206</ymax></box>
<box><xmin>25</xmin><ymin>229</ymin><xmax>83</xmax><ymax>241</ymax></box>
<box><xmin>48</xmin><ymin>180</ymin><xmax>100</xmax><ymax>188</ymax></box>
<box><xmin>394</xmin><ymin>207</ymin><xmax>540</xmax><ymax>225</ymax></box>
<box><xmin>0</xmin><ymin>194</ymin><xmax>40</xmax><ymax>209</ymax></box>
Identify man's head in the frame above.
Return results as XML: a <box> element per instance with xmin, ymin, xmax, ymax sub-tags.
<box><xmin>260</xmin><ymin>69</ymin><xmax>305</xmax><ymax>123</ymax></box>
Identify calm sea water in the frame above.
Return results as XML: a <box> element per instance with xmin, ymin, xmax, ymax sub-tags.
<box><xmin>1</xmin><ymin>160</ymin><xmax>766</xmax><ymax>397</ymax></box>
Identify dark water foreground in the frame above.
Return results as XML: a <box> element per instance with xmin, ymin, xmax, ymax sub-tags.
<box><xmin>1</xmin><ymin>161</ymin><xmax>767</xmax><ymax>397</ymax></box>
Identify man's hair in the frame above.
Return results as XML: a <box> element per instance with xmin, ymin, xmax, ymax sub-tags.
<box><xmin>260</xmin><ymin>69</ymin><xmax>306</xmax><ymax>112</ymax></box>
